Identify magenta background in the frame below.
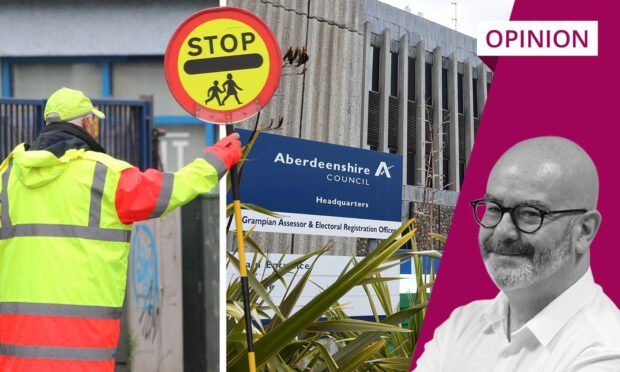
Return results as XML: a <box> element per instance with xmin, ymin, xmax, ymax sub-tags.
<box><xmin>410</xmin><ymin>0</ymin><xmax>620</xmax><ymax>369</ymax></box>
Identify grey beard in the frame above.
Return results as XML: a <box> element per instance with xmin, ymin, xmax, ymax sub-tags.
<box><xmin>482</xmin><ymin>227</ymin><xmax>572</xmax><ymax>291</ymax></box>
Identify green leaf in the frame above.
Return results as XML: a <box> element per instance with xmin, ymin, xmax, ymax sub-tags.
<box><xmin>412</xmin><ymin>249</ymin><xmax>442</xmax><ymax>259</ymax></box>
<box><xmin>244</xmin><ymin>234</ymin><xmax>268</xmax><ymax>259</ymax></box>
<box><xmin>370</xmin><ymin>272</ymin><xmax>395</xmax><ymax>317</ymax></box>
<box><xmin>326</xmin><ymin>303</ymin><xmax>427</xmax><ymax>369</ymax></box>
<box><xmin>372</xmin><ymin>357</ymin><xmax>413</xmax><ymax>370</ymax></box>
<box><xmin>227</xmin><ymin>219</ymin><xmax>417</xmax><ymax>371</ymax></box>
<box><xmin>226</xmin><ymin>302</ymin><xmax>245</xmax><ymax>320</ymax></box>
<box><xmin>305</xmin><ymin>319</ymin><xmax>409</xmax><ymax>333</ymax></box>
<box><xmin>242</xmin><ymin>203</ymin><xmax>283</xmax><ymax>217</ymax></box>
<box><xmin>361</xmin><ymin>283</ymin><xmax>380</xmax><ymax>322</ymax></box>
<box><xmin>265</xmin><ymin>352</ymin><xmax>296</xmax><ymax>372</ymax></box>
<box><xmin>310</xmin><ymin>341</ymin><xmax>339</xmax><ymax>372</ymax></box>
<box><xmin>239</xmin><ymin>128</ymin><xmax>261</xmax><ymax>171</ymax></box>
<box><xmin>226</xmin><ymin>129</ymin><xmax>261</xmax><ymax>195</ymax></box>
<box><xmin>338</xmin><ymin>340</ymin><xmax>387</xmax><ymax>372</ymax></box>
<box><xmin>270</xmin><ymin>254</ymin><xmax>321</xmax><ymax>329</ymax></box>
<box><xmin>227</xmin><ymin>252</ymin><xmax>286</xmax><ymax>321</ymax></box>
<box><xmin>428</xmin><ymin>232</ymin><xmax>447</xmax><ymax>243</ymax></box>
<box><xmin>371</xmin><ymin>260</ymin><xmax>404</xmax><ymax>274</ymax></box>
<box><xmin>258</xmin><ymin>246</ymin><xmax>329</xmax><ymax>289</ymax></box>
<box><xmin>226</xmin><ymin>332</ymin><xmax>247</xmax><ymax>346</ymax></box>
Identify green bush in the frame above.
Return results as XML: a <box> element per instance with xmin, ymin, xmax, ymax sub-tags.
<box><xmin>226</xmin><ymin>219</ymin><xmax>442</xmax><ymax>371</ymax></box>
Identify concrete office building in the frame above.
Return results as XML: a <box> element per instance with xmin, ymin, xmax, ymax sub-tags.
<box><xmin>229</xmin><ymin>0</ymin><xmax>492</xmax><ymax>255</ymax></box>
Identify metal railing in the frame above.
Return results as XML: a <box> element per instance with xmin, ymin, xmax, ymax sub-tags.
<box><xmin>0</xmin><ymin>98</ymin><xmax>152</xmax><ymax>170</ymax></box>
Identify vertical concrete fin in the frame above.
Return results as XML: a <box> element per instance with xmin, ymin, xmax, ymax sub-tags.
<box><xmin>378</xmin><ymin>28</ymin><xmax>390</xmax><ymax>152</ymax></box>
<box><xmin>431</xmin><ymin>46</ymin><xmax>443</xmax><ymax>189</ymax></box>
<box><xmin>414</xmin><ymin>40</ymin><xmax>426</xmax><ymax>186</ymax></box>
<box><xmin>477</xmin><ymin>63</ymin><xmax>488</xmax><ymax>121</ymax></box>
<box><xmin>447</xmin><ymin>53</ymin><xmax>460</xmax><ymax>191</ymax></box>
<box><xmin>361</xmin><ymin>21</ymin><xmax>371</xmax><ymax>149</ymax></box>
<box><xmin>397</xmin><ymin>34</ymin><xmax>409</xmax><ymax>184</ymax></box>
<box><xmin>464</xmin><ymin>58</ymin><xmax>474</xmax><ymax>167</ymax></box>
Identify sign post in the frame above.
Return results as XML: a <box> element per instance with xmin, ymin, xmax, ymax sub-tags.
<box><xmin>164</xmin><ymin>7</ymin><xmax>281</xmax><ymax>372</ymax></box>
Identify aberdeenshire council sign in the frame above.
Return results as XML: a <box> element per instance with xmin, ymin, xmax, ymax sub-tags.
<box><xmin>228</xmin><ymin>130</ymin><xmax>403</xmax><ymax>239</ymax></box>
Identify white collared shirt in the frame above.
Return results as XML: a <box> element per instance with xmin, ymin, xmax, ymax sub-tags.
<box><xmin>414</xmin><ymin>270</ymin><xmax>620</xmax><ymax>372</ymax></box>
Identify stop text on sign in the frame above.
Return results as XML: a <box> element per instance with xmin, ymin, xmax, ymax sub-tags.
<box><xmin>184</xmin><ymin>32</ymin><xmax>263</xmax><ymax>75</ymax></box>
<box><xmin>187</xmin><ymin>32</ymin><xmax>256</xmax><ymax>55</ymax></box>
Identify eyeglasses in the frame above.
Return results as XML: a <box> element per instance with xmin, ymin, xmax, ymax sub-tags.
<box><xmin>470</xmin><ymin>199</ymin><xmax>587</xmax><ymax>233</ymax></box>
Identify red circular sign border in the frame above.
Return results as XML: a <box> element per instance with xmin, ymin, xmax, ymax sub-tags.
<box><xmin>164</xmin><ymin>7</ymin><xmax>282</xmax><ymax>124</ymax></box>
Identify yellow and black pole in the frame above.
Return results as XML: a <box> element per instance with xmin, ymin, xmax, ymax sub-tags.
<box><xmin>226</xmin><ymin>124</ymin><xmax>256</xmax><ymax>372</ymax></box>
<box><xmin>163</xmin><ymin>7</ymin><xmax>282</xmax><ymax>372</ymax></box>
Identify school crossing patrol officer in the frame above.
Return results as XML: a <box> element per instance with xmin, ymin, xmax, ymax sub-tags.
<box><xmin>0</xmin><ymin>87</ymin><xmax>241</xmax><ymax>371</ymax></box>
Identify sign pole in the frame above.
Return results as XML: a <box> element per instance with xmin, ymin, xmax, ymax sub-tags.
<box><xmin>164</xmin><ymin>8</ymin><xmax>281</xmax><ymax>371</ymax></box>
<box><xmin>227</xmin><ymin>124</ymin><xmax>257</xmax><ymax>372</ymax></box>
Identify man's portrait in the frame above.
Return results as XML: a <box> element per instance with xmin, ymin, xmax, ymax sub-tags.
<box><xmin>414</xmin><ymin>136</ymin><xmax>620</xmax><ymax>372</ymax></box>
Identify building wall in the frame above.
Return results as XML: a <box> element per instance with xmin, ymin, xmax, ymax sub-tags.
<box><xmin>13</xmin><ymin>63</ymin><xmax>103</xmax><ymax>99</ymax></box>
<box><xmin>228</xmin><ymin>0</ymin><xmax>492</xmax><ymax>255</ymax></box>
<box><xmin>0</xmin><ymin>0</ymin><xmax>219</xmax><ymax>172</ymax></box>
<box><xmin>127</xmin><ymin>211</ymin><xmax>184</xmax><ymax>372</ymax></box>
<box><xmin>363</xmin><ymin>0</ymin><xmax>492</xmax><ymax>251</ymax></box>
<box><xmin>365</xmin><ymin>0</ymin><xmax>478</xmax><ymax>61</ymax></box>
<box><xmin>0</xmin><ymin>0</ymin><xmax>210</xmax><ymax>57</ymax></box>
<box><xmin>229</xmin><ymin>0</ymin><xmax>367</xmax><ymax>255</ymax></box>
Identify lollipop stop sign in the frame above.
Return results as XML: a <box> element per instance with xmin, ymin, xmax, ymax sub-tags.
<box><xmin>165</xmin><ymin>7</ymin><xmax>282</xmax><ymax>124</ymax></box>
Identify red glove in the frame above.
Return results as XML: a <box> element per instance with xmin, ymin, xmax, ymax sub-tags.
<box><xmin>204</xmin><ymin>133</ymin><xmax>242</xmax><ymax>170</ymax></box>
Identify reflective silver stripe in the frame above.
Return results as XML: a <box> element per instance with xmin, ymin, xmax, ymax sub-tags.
<box><xmin>0</xmin><ymin>224</ymin><xmax>130</xmax><ymax>242</ymax></box>
<box><xmin>89</xmin><ymin>162</ymin><xmax>108</xmax><ymax>227</ymax></box>
<box><xmin>0</xmin><ymin>302</ymin><xmax>121</xmax><ymax>319</ymax></box>
<box><xmin>201</xmin><ymin>152</ymin><xmax>227</xmax><ymax>179</ymax></box>
<box><xmin>148</xmin><ymin>172</ymin><xmax>174</xmax><ymax>219</ymax></box>
<box><xmin>1</xmin><ymin>160</ymin><xmax>13</xmax><ymax>227</ymax></box>
<box><xmin>0</xmin><ymin>344</ymin><xmax>115</xmax><ymax>361</ymax></box>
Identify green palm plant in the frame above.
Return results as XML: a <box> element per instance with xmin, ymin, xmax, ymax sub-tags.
<box><xmin>226</xmin><ymin>222</ymin><xmax>442</xmax><ymax>371</ymax></box>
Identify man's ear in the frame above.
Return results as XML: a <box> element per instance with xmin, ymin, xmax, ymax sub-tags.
<box><xmin>574</xmin><ymin>210</ymin><xmax>602</xmax><ymax>254</ymax></box>
<box><xmin>81</xmin><ymin>115</ymin><xmax>90</xmax><ymax>129</ymax></box>
<box><xmin>82</xmin><ymin>115</ymin><xmax>96</xmax><ymax>137</ymax></box>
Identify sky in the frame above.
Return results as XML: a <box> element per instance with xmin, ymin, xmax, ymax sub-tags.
<box><xmin>377</xmin><ymin>0</ymin><xmax>515</xmax><ymax>38</ymax></box>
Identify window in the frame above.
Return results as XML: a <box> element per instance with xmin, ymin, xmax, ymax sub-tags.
<box><xmin>473</xmin><ymin>78</ymin><xmax>479</xmax><ymax>117</ymax></box>
<box><xmin>407</xmin><ymin>57</ymin><xmax>415</xmax><ymax>101</ymax></box>
<box><xmin>441</xmin><ymin>68</ymin><xmax>448</xmax><ymax>110</ymax></box>
<box><xmin>407</xmin><ymin>152</ymin><xmax>415</xmax><ymax>185</ymax></box>
<box><xmin>113</xmin><ymin>60</ymin><xmax>186</xmax><ymax>116</ymax></box>
<box><xmin>443</xmin><ymin>159</ymin><xmax>450</xmax><ymax>190</ymax></box>
<box><xmin>390</xmin><ymin>52</ymin><xmax>398</xmax><ymax>97</ymax></box>
<box><xmin>457</xmin><ymin>73</ymin><xmax>464</xmax><ymax>114</ymax></box>
<box><xmin>13</xmin><ymin>63</ymin><xmax>101</xmax><ymax>99</ymax></box>
<box><xmin>367</xmin><ymin>91</ymin><xmax>380</xmax><ymax>147</ymax></box>
<box><xmin>425</xmin><ymin>63</ymin><xmax>432</xmax><ymax>105</ymax></box>
<box><xmin>370</xmin><ymin>46</ymin><xmax>380</xmax><ymax>92</ymax></box>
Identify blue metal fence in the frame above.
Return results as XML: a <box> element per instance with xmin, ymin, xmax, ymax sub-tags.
<box><xmin>0</xmin><ymin>98</ymin><xmax>152</xmax><ymax>170</ymax></box>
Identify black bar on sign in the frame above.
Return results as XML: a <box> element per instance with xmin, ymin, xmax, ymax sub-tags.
<box><xmin>184</xmin><ymin>54</ymin><xmax>263</xmax><ymax>75</ymax></box>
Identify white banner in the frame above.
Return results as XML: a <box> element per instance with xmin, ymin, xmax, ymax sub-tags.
<box><xmin>231</xmin><ymin>209</ymin><xmax>402</xmax><ymax>239</ymax></box>
<box><xmin>227</xmin><ymin>253</ymin><xmax>400</xmax><ymax>318</ymax></box>
<box><xmin>477</xmin><ymin>21</ymin><xmax>598</xmax><ymax>56</ymax></box>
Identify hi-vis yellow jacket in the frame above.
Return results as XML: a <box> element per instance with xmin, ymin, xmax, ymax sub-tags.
<box><xmin>0</xmin><ymin>143</ymin><xmax>225</xmax><ymax>372</ymax></box>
